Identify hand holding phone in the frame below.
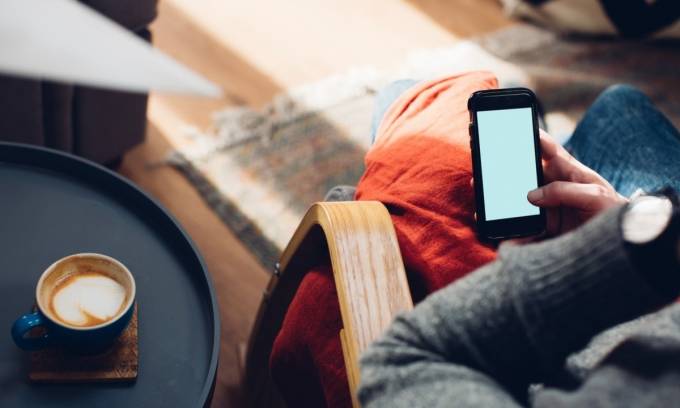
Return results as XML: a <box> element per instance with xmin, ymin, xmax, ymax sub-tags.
<box><xmin>528</xmin><ymin>131</ymin><xmax>626</xmax><ymax>234</ymax></box>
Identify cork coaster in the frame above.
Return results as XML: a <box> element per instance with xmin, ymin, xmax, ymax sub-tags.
<box><xmin>29</xmin><ymin>304</ymin><xmax>138</xmax><ymax>383</ymax></box>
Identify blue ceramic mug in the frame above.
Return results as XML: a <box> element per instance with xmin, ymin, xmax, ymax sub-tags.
<box><xmin>11</xmin><ymin>253</ymin><xmax>136</xmax><ymax>353</ymax></box>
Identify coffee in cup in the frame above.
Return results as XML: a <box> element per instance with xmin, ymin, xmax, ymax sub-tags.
<box><xmin>12</xmin><ymin>253</ymin><xmax>136</xmax><ymax>352</ymax></box>
<box><xmin>49</xmin><ymin>270</ymin><xmax>128</xmax><ymax>328</ymax></box>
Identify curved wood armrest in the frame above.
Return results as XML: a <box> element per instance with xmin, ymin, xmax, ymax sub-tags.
<box><xmin>244</xmin><ymin>201</ymin><xmax>413</xmax><ymax>407</ymax></box>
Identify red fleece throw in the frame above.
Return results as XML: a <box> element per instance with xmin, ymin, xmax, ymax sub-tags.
<box><xmin>271</xmin><ymin>72</ymin><xmax>500</xmax><ymax>407</ymax></box>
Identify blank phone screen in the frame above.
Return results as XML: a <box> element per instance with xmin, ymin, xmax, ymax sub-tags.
<box><xmin>477</xmin><ymin>107</ymin><xmax>540</xmax><ymax>221</ymax></box>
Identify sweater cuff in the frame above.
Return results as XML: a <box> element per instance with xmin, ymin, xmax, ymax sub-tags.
<box><xmin>623</xmin><ymin>192</ymin><xmax>680</xmax><ymax>299</ymax></box>
<box><xmin>500</xmin><ymin>205</ymin><xmax>680</xmax><ymax>375</ymax></box>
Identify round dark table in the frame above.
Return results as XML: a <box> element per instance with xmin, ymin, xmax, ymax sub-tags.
<box><xmin>0</xmin><ymin>143</ymin><xmax>219</xmax><ymax>407</ymax></box>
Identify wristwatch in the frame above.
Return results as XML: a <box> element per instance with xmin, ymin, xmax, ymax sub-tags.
<box><xmin>622</xmin><ymin>189</ymin><xmax>680</xmax><ymax>297</ymax></box>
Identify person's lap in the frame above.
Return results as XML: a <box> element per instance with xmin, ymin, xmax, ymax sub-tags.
<box><xmin>564</xmin><ymin>84</ymin><xmax>680</xmax><ymax>196</ymax></box>
<box><xmin>371</xmin><ymin>81</ymin><xmax>680</xmax><ymax>197</ymax></box>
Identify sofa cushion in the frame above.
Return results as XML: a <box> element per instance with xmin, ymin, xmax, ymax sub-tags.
<box><xmin>82</xmin><ymin>0</ymin><xmax>158</xmax><ymax>31</ymax></box>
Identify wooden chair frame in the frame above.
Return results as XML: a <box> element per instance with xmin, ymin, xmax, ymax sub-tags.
<box><xmin>244</xmin><ymin>201</ymin><xmax>413</xmax><ymax>407</ymax></box>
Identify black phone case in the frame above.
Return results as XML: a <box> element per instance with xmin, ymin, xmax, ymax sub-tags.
<box><xmin>468</xmin><ymin>88</ymin><xmax>546</xmax><ymax>240</ymax></box>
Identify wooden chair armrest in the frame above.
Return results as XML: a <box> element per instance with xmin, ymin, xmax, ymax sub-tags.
<box><xmin>244</xmin><ymin>201</ymin><xmax>413</xmax><ymax>407</ymax></box>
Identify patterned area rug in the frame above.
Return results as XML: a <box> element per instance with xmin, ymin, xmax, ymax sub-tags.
<box><xmin>168</xmin><ymin>24</ymin><xmax>680</xmax><ymax>269</ymax></box>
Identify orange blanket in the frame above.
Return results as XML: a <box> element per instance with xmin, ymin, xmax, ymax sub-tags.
<box><xmin>271</xmin><ymin>72</ymin><xmax>500</xmax><ymax>407</ymax></box>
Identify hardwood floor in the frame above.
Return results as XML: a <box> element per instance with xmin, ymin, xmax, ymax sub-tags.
<box><xmin>407</xmin><ymin>0</ymin><xmax>512</xmax><ymax>37</ymax></box>
<box><xmin>118</xmin><ymin>1</ymin><xmax>510</xmax><ymax>406</ymax></box>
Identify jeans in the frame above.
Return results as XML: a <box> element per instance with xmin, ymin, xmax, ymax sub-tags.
<box><xmin>371</xmin><ymin>82</ymin><xmax>680</xmax><ymax>197</ymax></box>
<box><xmin>369</xmin><ymin>79</ymin><xmax>419</xmax><ymax>143</ymax></box>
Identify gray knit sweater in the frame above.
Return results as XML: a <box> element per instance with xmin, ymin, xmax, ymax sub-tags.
<box><xmin>359</xmin><ymin>205</ymin><xmax>680</xmax><ymax>407</ymax></box>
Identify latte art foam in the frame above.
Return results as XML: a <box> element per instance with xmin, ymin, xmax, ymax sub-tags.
<box><xmin>51</xmin><ymin>273</ymin><xmax>127</xmax><ymax>327</ymax></box>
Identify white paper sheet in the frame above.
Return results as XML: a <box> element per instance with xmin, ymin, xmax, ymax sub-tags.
<box><xmin>0</xmin><ymin>0</ymin><xmax>220</xmax><ymax>96</ymax></box>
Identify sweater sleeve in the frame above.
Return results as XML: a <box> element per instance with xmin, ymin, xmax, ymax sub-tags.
<box><xmin>358</xmin><ymin>205</ymin><xmax>680</xmax><ymax>407</ymax></box>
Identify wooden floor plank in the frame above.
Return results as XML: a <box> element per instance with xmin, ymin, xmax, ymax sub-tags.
<box><xmin>406</xmin><ymin>0</ymin><xmax>512</xmax><ymax>37</ymax></box>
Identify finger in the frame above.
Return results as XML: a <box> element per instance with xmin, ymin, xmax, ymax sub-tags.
<box><xmin>469</xmin><ymin>177</ymin><xmax>474</xmax><ymax>188</ymax></box>
<box><xmin>540</xmin><ymin>135</ymin><xmax>608</xmax><ymax>186</ymax></box>
<box><xmin>539</xmin><ymin>129</ymin><xmax>561</xmax><ymax>161</ymax></box>
<box><xmin>545</xmin><ymin>156</ymin><xmax>608</xmax><ymax>186</ymax></box>
<box><xmin>528</xmin><ymin>181</ymin><xmax>615</xmax><ymax>212</ymax></box>
<box><xmin>539</xmin><ymin>131</ymin><xmax>581</xmax><ymax>183</ymax></box>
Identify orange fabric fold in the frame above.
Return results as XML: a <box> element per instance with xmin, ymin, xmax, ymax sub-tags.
<box><xmin>271</xmin><ymin>71</ymin><xmax>500</xmax><ymax>407</ymax></box>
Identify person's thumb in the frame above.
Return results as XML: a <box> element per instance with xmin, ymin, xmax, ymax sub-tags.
<box><xmin>528</xmin><ymin>181</ymin><xmax>611</xmax><ymax>212</ymax></box>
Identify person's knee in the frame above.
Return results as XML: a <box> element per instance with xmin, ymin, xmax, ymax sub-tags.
<box><xmin>570</xmin><ymin>84</ymin><xmax>652</xmax><ymax>149</ymax></box>
<box><xmin>371</xmin><ymin>79</ymin><xmax>418</xmax><ymax>144</ymax></box>
<box><xmin>596</xmin><ymin>84</ymin><xmax>650</xmax><ymax>109</ymax></box>
<box><xmin>376</xmin><ymin>80</ymin><xmax>418</xmax><ymax>105</ymax></box>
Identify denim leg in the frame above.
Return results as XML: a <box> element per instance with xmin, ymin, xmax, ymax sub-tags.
<box><xmin>565</xmin><ymin>84</ymin><xmax>680</xmax><ymax>197</ymax></box>
<box><xmin>370</xmin><ymin>79</ymin><xmax>419</xmax><ymax>144</ymax></box>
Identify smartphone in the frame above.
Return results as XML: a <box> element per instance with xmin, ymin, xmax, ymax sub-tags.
<box><xmin>468</xmin><ymin>88</ymin><xmax>546</xmax><ymax>240</ymax></box>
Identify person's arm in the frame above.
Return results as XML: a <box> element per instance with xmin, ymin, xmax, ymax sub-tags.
<box><xmin>358</xmin><ymin>205</ymin><xmax>680</xmax><ymax>407</ymax></box>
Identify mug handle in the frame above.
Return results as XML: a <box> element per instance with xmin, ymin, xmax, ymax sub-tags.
<box><xmin>11</xmin><ymin>312</ymin><xmax>51</xmax><ymax>350</ymax></box>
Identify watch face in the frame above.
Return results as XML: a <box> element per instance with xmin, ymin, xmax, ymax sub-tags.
<box><xmin>622</xmin><ymin>195</ymin><xmax>673</xmax><ymax>244</ymax></box>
